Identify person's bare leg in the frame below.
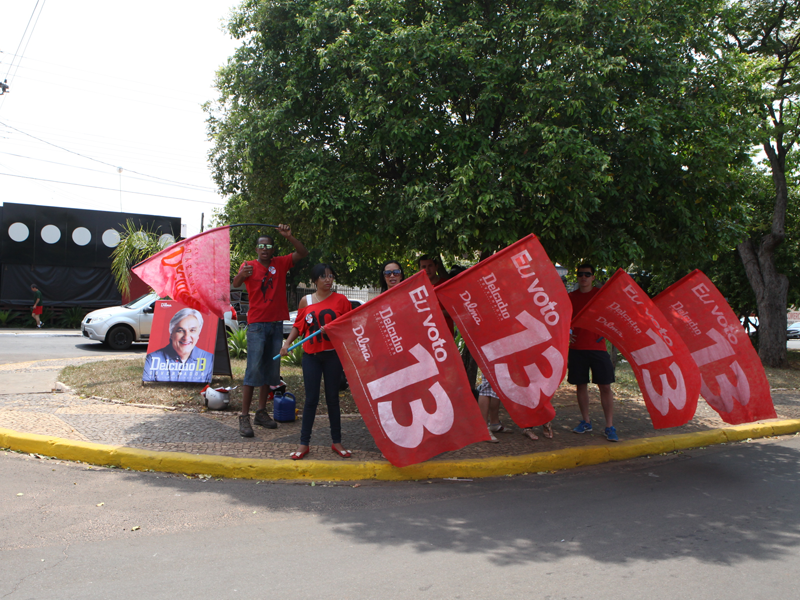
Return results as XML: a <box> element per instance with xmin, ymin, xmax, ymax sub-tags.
<box><xmin>478</xmin><ymin>395</ymin><xmax>498</xmax><ymax>442</ymax></box>
<box><xmin>488</xmin><ymin>397</ymin><xmax>501</xmax><ymax>425</ymax></box>
<box><xmin>241</xmin><ymin>385</ymin><xmax>254</xmax><ymax>415</ymax></box>
<box><xmin>599</xmin><ymin>384</ymin><xmax>614</xmax><ymax>428</ymax></box>
<box><xmin>576</xmin><ymin>383</ymin><xmax>591</xmax><ymax>422</ymax></box>
<box><xmin>257</xmin><ymin>384</ymin><xmax>269</xmax><ymax>411</ymax></box>
<box><xmin>478</xmin><ymin>395</ymin><xmax>490</xmax><ymax>423</ymax></box>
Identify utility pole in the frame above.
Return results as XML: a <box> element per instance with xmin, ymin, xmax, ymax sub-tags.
<box><xmin>200</xmin><ymin>212</ymin><xmax>204</xmax><ymax>232</ymax></box>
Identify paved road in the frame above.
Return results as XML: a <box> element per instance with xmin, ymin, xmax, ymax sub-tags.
<box><xmin>0</xmin><ymin>331</ymin><xmax>145</xmax><ymax>394</ymax></box>
<box><xmin>2</xmin><ymin>434</ymin><xmax>799</xmax><ymax>599</ymax></box>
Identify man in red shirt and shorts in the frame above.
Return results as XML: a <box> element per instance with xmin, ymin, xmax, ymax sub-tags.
<box><xmin>233</xmin><ymin>224</ymin><xmax>308</xmax><ymax>437</ymax></box>
<box><xmin>568</xmin><ymin>264</ymin><xmax>618</xmax><ymax>442</ymax></box>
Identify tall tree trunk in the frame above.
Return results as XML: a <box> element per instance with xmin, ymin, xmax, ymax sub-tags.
<box><xmin>737</xmin><ymin>140</ymin><xmax>790</xmax><ymax>368</ymax></box>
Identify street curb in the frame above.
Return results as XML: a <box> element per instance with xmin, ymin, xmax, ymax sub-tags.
<box><xmin>2</xmin><ymin>420</ymin><xmax>800</xmax><ymax>481</ymax></box>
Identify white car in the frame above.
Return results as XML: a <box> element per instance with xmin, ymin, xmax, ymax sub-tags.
<box><xmin>282</xmin><ymin>298</ymin><xmax>365</xmax><ymax>337</ymax></box>
<box><xmin>81</xmin><ymin>292</ymin><xmax>240</xmax><ymax>351</ymax></box>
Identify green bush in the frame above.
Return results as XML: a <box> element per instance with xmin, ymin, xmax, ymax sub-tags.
<box><xmin>0</xmin><ymin>310</ymin><xmax>16</xmax><ymax>327</ymax></box>
<box><xmin>227</xmin><ymin>327</ymin><xmax>247</xmax><ymax>358</ymax></box>
<box><xmin>58</xmin><ymin>307</ymin><xmax>88</xmax><ymax>329</ymax></box>
<box><xmin>281</xmin><ymin>343</ymin><xmax>304</xmax><ymax>367</ymax></box>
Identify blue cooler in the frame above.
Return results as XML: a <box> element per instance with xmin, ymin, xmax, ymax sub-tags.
<box><xmin>273</xmin><ymin>392</ymin><xmax>297</xmax><ymax>422</ymax></box>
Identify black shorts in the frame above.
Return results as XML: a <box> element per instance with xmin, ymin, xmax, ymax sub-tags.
<box><xmin>567</xmin><ymin>349</ymin><xmax>615</xmax><ymax>386</ymax></box>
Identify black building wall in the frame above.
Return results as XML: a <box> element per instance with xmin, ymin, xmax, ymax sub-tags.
<box><xmin>0</xmin><ymin>203</ymin><xmax>180</xmax><ymax>308</ymax></box>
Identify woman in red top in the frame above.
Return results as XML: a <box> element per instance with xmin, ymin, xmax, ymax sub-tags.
<box><xmin>280</xmin><ymin>264</ymin><xmax>352</xmax><ymax>460</ymax></box>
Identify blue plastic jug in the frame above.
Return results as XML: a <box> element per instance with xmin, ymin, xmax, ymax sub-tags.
<box><xmin>273</xmin><ymin>392</ymin><xmax>297</xmax><ymax>422</ymax></box>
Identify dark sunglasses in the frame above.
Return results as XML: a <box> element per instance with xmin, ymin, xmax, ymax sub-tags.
<box><xmin>257</xmin><ymin>243</ymin><xmax>273</xmax><ymax>250</ymax></box>
<box><xmin>577</xmin><ymin>271</ymin><xmax>593</xmax><ymax>277</ymax></box>
<box><xmin>383</xmin><ymin>269</ymin><xmax>402</xmax><ymax>277</ymax></box>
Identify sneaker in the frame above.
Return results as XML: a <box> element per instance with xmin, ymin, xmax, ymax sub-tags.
<box><xmin>573</xmin><ymin>420</ymin><xmax>592</xmax><ymax>434</ymax></box>
<box><xmin>489</xmin><ymin>423</ymin><xmax>513</xmax><ymax>433</ymax></box>
<box><xmin>239</xmin><ymin>414</ymin><xmax>254</xmax><ymax>438</ymax></box>
<box><xmin>605</xmin><ymin>426</ymin><xmax>619</xmax><ymax>442</ymax></box>
<box><xmin>254</xmin><ymin>408</ymin><xmax>278</xmax><ymax>429</ymax></box>
<box><xmin>486</xmin><ymin>427</ymin><xmax>499</xmax><ymax>443</ymax></box>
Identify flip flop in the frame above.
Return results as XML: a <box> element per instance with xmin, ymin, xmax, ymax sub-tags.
<box><xmin>542</xmin><ymin>422</ymin><xmax>554</xmax><ymax>439</ymax></box>
<box><xmin>523</xmin><ymin>428</ymin><xmax>539</xmax><ymax>441</ymax></box>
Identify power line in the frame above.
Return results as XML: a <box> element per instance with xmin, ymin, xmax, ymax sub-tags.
<box><xmin>0</xmin><ymin>119</ymin><xmax>217</xmax><ymax>190</ymax></box>
<box><xmin>0</xmin><ymin>48</ymin><xmax>214</xmax><ymax>105</ymax></box>
<box><xmin>4</xmin><ymin>0</ymin><xmax>42</xmax><ymax>82</ymax></box>
<box><xmin>0</xmin><ymin>172</ymin><xmax>225</xmax><ymax>205</ymax></box>
<box><xmin>0</xmin><ymin>150</ymin><xmax>218</xmax><ymax>192</ymax></box>
<box><xmin>0</xmin><ymin>121</ymin><xmax>212</xmax><ymax>173</ymax></box>
<box><xmin>7</xmin><ymin>1</ymin><xmax>46</xmax><ymax>88</ymax></box>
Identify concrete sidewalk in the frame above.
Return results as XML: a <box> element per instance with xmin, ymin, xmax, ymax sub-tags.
<box><xmin>1</xmin><ymin>356</ymin><xmax>799</xmax><ymax>480</ymax></box>
<box><xmin>0</xmin><ymin>328</ymin><xmax>82</xmax><ymax>337</ymax></box>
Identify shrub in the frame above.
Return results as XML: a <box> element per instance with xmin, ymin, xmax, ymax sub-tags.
<box><xmin>227</xmin><ymin>327</ymin><xmax>247</xmax><ymax>358</ymax></box>
<box><xmin>0</xmin><ymin>310</ymin><xmax>16</xmax><ymax>327</ymax></box>
<box><xmin>58</xmin><ymin>307</ymin><xmax>88</xmax><ymax>329</ymax></box>
<box><xmin>281</xmin><ymin>344</ymin><xmax>304</xmax><ymax>367</ymax></box>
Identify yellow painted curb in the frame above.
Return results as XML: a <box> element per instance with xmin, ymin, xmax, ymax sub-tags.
<box><xmin>2</xmin><ymin>420</ymin><xmax>800</xmax><ymax>481</ymax></box>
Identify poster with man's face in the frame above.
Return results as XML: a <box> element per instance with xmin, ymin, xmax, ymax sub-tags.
<box><xmin>142</xmin><ymin>300</ymin><xmax>217</xmax><ymax>383</ymax></box>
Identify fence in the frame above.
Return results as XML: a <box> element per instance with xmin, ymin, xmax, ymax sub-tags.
<box><xmin>291</xmin><ymin>285</ymin><xmax>381</xmax><ymax>310</ymax></box>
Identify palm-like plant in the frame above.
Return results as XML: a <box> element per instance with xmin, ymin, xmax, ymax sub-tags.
<box><xmin>227</xmin><ymin>327</ymin><xmax>247</xmax><ymax>358</ymax></box>
<box><xmin>0</xmin><ymin>310</ymin><xmax>16</xmax><ymax>327</ymax></box>
<box><xmin>58</xmin><ymin>307</ymin><xmax>88</xmax><ymax>329</ymax></box>
<box><xmin>110</xmin><ymin>220</ymin><xmax>175</xmax><ymax>296</ymax></box>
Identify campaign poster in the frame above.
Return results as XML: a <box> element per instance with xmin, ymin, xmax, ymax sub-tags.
<box><xmin>142</xmin><ymin>300</ymin><xmax>217</xmax><ymax>384</ymax></box>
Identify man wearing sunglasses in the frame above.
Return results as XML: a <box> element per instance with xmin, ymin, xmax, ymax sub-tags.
<box><xmin>233</xmin><ymin>224</ymin><xmax>309</xmax><ymax>437</ymax></box>
<box><xmin>568</xmin><ymin>264</ymin><xmax>618</xmax><ymax>442</ymax></box>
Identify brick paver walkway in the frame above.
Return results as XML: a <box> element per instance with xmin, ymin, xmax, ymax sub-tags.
<box><xmin>3</xmin><ymin>372</ymin><xmax>797</xmax><ymax>463</ymax></box>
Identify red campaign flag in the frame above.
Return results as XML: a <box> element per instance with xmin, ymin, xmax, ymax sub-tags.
<box><xmin>572</xmin><ymin>269</ymin><xmax>701</xmax><ymax>429</ymax></box>
<box><xmin>435</xmin><ymin>234</ymin><xmax>571</xmax><ymax>428</ymax></box>
<box><xmin>132</xmin><ymin>226</ymin><xmax>231</xmax><ymax>320</ymax></box>
<box><xmin>653</xmin><ymin>270</ymin><xmax>776</xmax><ymax>424</ymax></box>
<box><xmin>325</xmin><ymin>272</ymin><xmax>490</xmax><ymax>467</ymax></box>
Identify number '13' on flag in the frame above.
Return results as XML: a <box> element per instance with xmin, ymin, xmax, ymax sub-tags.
<box><xmin>325</xmin><ymin>272</ymin><xmax>489</xmax><ymax>468</ymax></box>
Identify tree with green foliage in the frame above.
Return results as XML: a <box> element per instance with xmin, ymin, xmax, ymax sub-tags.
<box><xmin>722</xmin><ymin>0</ymin><xmax>800</xmax><ymax>367</ymax></box>
<box><xmin>207</xmin><ymin>0</ymin><xmax>755</xmax><ymax>286</ymax></box>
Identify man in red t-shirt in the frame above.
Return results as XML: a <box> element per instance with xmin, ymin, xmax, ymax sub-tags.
<box><xmin>232</xmin><ymin>224</ymin><xmax>308</xmax><ymax>437</ymax></box>
<box><xmin>568</xmin><ymin>264</ymin><xmax>618</xmax><ymax>442</ymax></box>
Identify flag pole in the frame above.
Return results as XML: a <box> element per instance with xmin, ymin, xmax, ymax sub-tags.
<box><xmin>273</xmin><ymin>329</ymin><xmax>323</xmax><ymax>360</ymax></box>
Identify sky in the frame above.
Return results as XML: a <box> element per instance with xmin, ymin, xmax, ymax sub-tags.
<box><xmin>1</xmin><ymin>0</ymin><xmax>242</xmax><ymax>237</ymax></box>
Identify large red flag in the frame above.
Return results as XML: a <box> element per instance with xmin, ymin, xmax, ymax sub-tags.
<box><xmin>435</xmin><ymin>234</ymin><xmax>571</xmax><ymax>428</ymax></box>
<box><xmin>325</xmin><ymin>272</ymin><xmax>489</xmax><ymax>467</ymax></box>
<box><xmin>653</xmin><ymin>270</ymin><xmax>775</xmax><ymax>424</ymax></box>
<box><xmin>132</xmin><ymin>226</ymin><xmax>231</xmax><ymax>319</ymax></box>
<box><xmin>572</xmin><ymin>269</ymin><xmax>700</xmax><ymax>429</ymax></box>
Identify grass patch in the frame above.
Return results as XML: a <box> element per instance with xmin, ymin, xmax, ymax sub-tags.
<box><xmin>60</xmin><ymin>357</ymin><xmax>359</xmax><ymax>415</ymax></box>
<box><xmin>60</xmin><ymin>349</ymin><xmax>800</xmax><ymax>414</ymax></box>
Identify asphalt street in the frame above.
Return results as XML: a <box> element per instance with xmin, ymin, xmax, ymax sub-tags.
<box><xmin>2</xmin><ymin>331</ymin><xmax>799</xmax><ymax>599</ymax></box>
<box><xmin>0</xmin><ymin>332</ymin><xmax>145</xmax><ymax>394</ymax></box>
<box><xmin>2</xmin><ymin>434</ymin><xmax>799</xmax><ymax>600</ymax></box>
